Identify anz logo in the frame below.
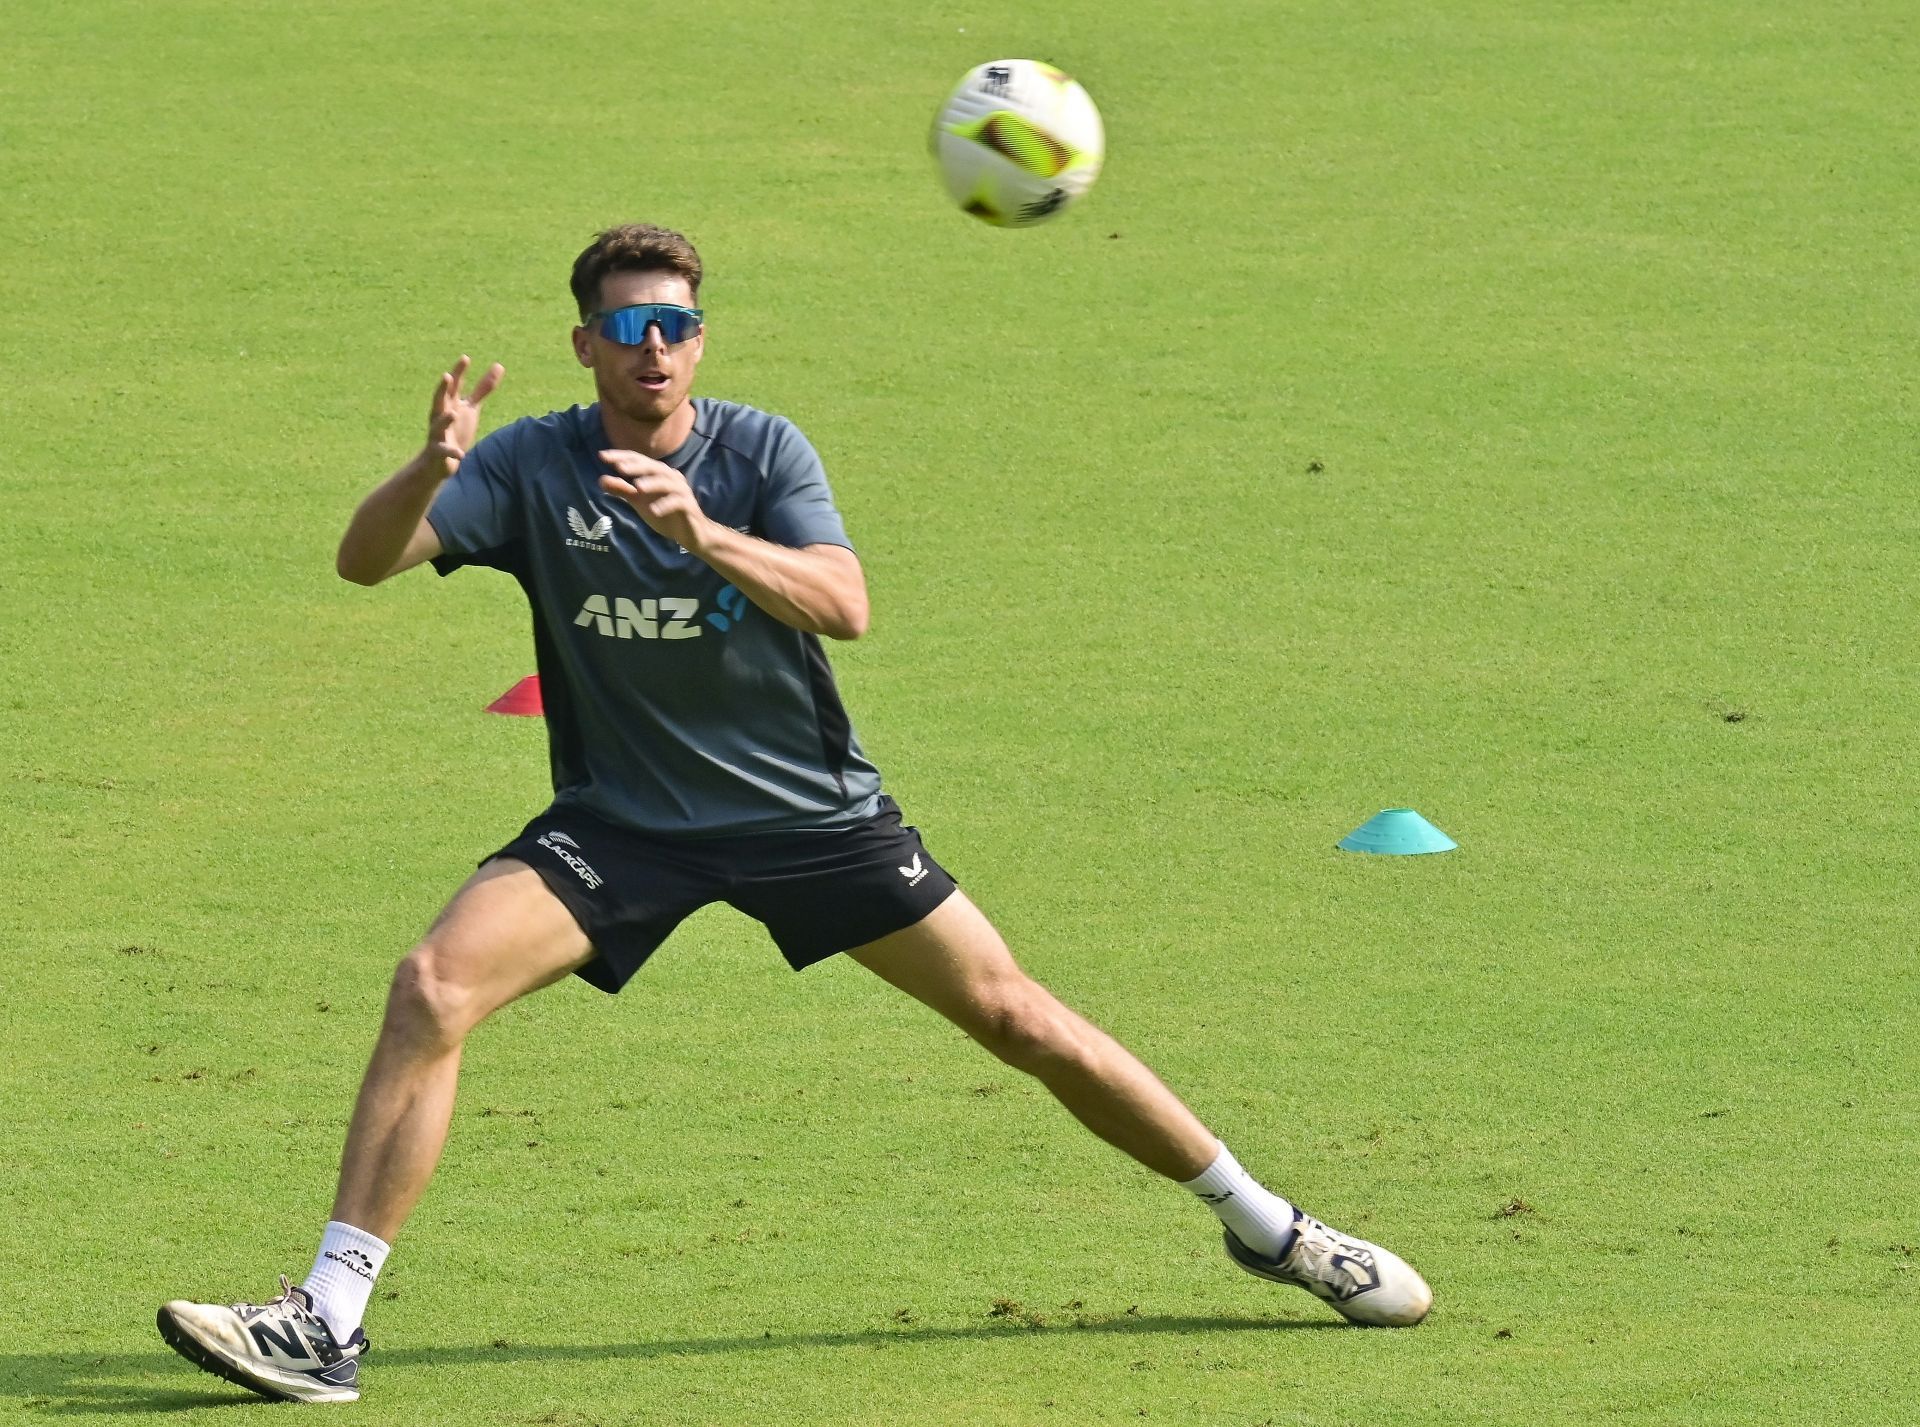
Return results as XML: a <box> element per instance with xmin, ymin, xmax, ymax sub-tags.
<box><xmin>574</xmin><ymin>586</ymin><xmax>748</xmax><ymax>640</ymax></box>
<box><xmin>574</xmin><ymin>594</ymin><xmax>701</xmax><ymax>640</ymax></box>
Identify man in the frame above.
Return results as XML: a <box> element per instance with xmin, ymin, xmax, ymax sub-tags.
<box><xmin>157</xmin><ymin>224</ymin><xmax>1430</xmax><ymax>1404</ymax></box>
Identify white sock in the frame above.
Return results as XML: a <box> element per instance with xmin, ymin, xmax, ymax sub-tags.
<box><xmin>301</xmin><ymin>1220</ymin><xmax>391</xmax><ymax>1340</ymax></box>
<box><xmin>1180</xmin><ymin>1143</ymin><xmax>1297</xmax><ymax>1259</ymax></box>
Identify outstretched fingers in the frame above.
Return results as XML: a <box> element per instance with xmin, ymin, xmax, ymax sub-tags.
<box><xmin>418</xmin><ymin>354</ymin><xmax>505</xmax><ymax>477</ymax></box>
<box><xmin>429</xmin><ymin>369</ymin><xmax>453</xmax><ymax>425</ymax></box>
<box><xmin>433</xmin><ymin>354</ymin><xmax>507</xmax><ymax>411</ymax></box>
<box><xmin>468</xmin><ymin>361</ymin><xmax>505</xmax><ymax>406</ymax></box>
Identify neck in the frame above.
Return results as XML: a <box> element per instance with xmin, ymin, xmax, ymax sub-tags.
<box><xmin>598</xmin><ymin>396</ymin><xmax>697</xmax><ymax>459</ymax></box>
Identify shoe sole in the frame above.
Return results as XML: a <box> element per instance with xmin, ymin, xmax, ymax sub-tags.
<box><xmin>156</xmin><ymin>1305</ymin><xmax>358</xmax><ymax>1404</ymax></box>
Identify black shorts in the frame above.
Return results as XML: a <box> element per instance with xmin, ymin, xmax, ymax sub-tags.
<box><xmin>484</xmin><ymin>796</ymin><xmax>959</xmax><ymax>993</ymax></box>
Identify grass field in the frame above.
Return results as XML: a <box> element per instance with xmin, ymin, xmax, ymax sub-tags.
<box><xmin>3</xmin><ymin>1</ymin><xmax>1916</xmax><ymax>1422</ymax></box>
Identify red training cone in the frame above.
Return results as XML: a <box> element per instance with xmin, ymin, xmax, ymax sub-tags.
<box><xmin>485</xmin><ymin>675</ymin><xmax>543</xmax><ymax>717</ymax></box>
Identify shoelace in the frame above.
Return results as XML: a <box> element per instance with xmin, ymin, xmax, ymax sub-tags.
<box><xmin>1285</xmin><ymin>1220</ymin><xmax>1353</xmax><ymax>1290</ymax></box>
<box><xmin>232</xmin><ymin>1274</ymin><xmax>312</xmax><ymax>1321</ymax></box>
<box><xmin>220</xmin><ymin>1274</ymin><xmax>370</xmax><ymax>1357</ymax></box>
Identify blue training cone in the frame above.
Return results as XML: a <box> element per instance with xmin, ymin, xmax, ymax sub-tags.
<box><xmin>1338</xmin><ymin>808</ymin><xmax>1457</xmax><ymax>855</ymax></box>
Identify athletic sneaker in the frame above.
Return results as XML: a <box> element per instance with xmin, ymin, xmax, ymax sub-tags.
<box><xmin>157</xmin><ymin>1275</ymin><xmax>367</xmax><ymax>1403</ymax></box>
<box><xmin>1225</xmin><ymin>1211</ymin><xmax>1433</xmax><ymax>1326</ymax></box>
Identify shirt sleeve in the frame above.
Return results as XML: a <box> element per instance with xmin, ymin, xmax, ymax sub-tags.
<box><xmin>426</xmin><ymin>421</ymin><xmax>524</xmax><ymax>575</ymax></box>
<box><xmin>757</xmin><ymin>419</ymin><xmax>854</xmax><ymax>552</ymax></box>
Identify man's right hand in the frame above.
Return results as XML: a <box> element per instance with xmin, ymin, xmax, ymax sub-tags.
<box><xmin>337</xmin><ymin>356</ymin><xmax>503</xmax><ymax>585</ymax></box>
<box><xmin>427</xmin><ymin>355</ymin><xmax>505</xmax><ymax>477</ymax></box>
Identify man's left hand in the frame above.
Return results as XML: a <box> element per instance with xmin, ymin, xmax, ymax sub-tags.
<box><xmin>598</xmin><ymin>450</ymin><xmax>714</xmax><ymax>554</ymax></box>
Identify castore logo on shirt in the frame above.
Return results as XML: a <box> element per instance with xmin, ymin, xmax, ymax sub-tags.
<box><xmin>566</xmin><ymin>507</ymin><xmax>614</xmax><ymax>552</ymax></box>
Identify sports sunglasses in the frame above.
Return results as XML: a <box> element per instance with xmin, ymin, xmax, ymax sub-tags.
<box><xmin>589</xmin><ymin>303</ymin><xmax>704</xmax><ymax>345</ymax></box>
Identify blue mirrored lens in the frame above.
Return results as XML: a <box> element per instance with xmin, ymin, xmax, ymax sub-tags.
<box><xmin>597</xmin><ymin>305</ymin><xmax>702</xmax><ymax>345</ymax></box>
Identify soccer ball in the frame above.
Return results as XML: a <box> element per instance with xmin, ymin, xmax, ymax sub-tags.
<box><xmin>931</xmin><ymin>60</ymin><xmax>1105</xmax><ymax>227</ymax></box>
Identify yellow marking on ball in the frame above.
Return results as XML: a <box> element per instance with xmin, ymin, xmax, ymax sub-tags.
<box><xmin>944</xmin><ymin>110</ymin><xmax>1082</xmax><ymax>179</ymax></box>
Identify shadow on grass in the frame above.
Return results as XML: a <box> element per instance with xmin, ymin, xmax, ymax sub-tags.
<box><xmin>6</xmin><ymin>1313</ymin><xmax>1342</xmax><ymax>1414</ymax></box>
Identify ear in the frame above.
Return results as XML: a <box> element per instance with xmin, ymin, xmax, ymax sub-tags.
<box><xmin>571</xmin><ymin>325</ymin><xmax>594</xmax><ymax>368</ymax></box>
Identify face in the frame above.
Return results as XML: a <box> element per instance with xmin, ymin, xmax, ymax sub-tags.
<box><xmin>571</xmin><ymin>269</ymin><xmax>706</xmax><ymax>428</ymax></box>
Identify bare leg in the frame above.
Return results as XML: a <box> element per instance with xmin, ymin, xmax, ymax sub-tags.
<box><xmin>330</xmin><ymin>860</ymin><xmax>593</xmax><ymax>1241</ymax></box>
<box><xmin>848</xmin><ymin>891</ymin><xmax>1217</xmax><ymax>1181</ymax></box>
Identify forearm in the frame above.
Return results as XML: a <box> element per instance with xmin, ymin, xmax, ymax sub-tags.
<box><xmin>691</xmin><ymin>527</ymin><xmax>869</xmax><ymax>641</ymax></box>
<box><xmin>337</xmin><ymin>453</ymin><xmax>443</xmax><ymax>585</ymax></box>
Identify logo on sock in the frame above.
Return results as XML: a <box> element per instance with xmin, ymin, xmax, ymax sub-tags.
<box><xmin>1196</xmin><ymin>1189</ymin><xmax>1236</xmax><ymax>1205</ymax></box>
<box><xmin>323</xmin><ymin>1248</ymin><xmax>376</xmax><ymax>1281</ymax></box>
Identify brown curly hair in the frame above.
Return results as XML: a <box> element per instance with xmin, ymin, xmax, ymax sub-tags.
<box><xmin>569</xmin><ymin>224</ymin><xmax>703</xmax><ymax>319</ymax></box>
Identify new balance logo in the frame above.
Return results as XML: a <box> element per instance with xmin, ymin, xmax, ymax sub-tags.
<box><xmin>574</xmin><ymin>594</ymin><xmax>702</xmax><ymax>640</ymax></box>
<box><xmin>536</xmin><ymin>832</ymin><xmax>603</xmax><ymax>890</ymax></box>
<box><xmin>248</xmin><ymin>1319</ymin><xmax>324</xmax><ymax>1363</ymax></box>
<box><xmin>566</xmin><ymin>507</ymin><xmax>614</xmax><ymax>552</ymax></box>
<box><xmin>898</xmin><ymin>853</ymin><xmax>929</xmax><ymax>887</ymax></box>
<box><xmin>1328</xmin><ymin>1248</ymin><xmax>1382</xmax><ymax>1301</ymax></box>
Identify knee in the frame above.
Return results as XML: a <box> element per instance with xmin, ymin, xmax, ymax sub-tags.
<box><xmin>385</xmin><ymin>942</ymin><xmax>480</xmax><ymax>1052</ymax></box>
<box><xmin>969</xmin><ymin>981</ymin><xmax>1085</xmax><ymax>1074</ymax></box>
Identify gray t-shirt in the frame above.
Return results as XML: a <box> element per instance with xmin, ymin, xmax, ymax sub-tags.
<box><xmin>426</xmin><ymin>398</ymin><xmax>884</xmax><ymax>835</ymax></box>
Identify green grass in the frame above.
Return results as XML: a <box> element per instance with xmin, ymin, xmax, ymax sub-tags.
<box><xmin>3</xmin><ymin>0</ymin><xmax>1916</xmax><ymax>1421</ymax></box>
